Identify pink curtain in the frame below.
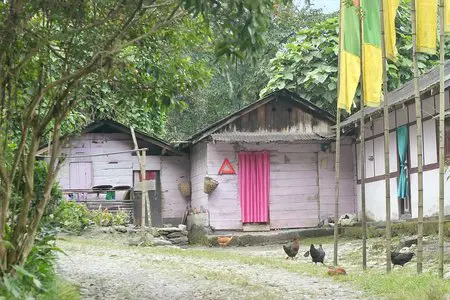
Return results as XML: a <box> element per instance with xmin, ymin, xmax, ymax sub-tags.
<box><xmin>238</xmin><ymin>151</ymin><xmax>270</xmax><ymax>223</ymax></box>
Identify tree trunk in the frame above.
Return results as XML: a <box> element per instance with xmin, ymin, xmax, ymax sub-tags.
<box><xmin>411</xmin><ymin>0</ymin><xmax>424</xmax><ymax>274</ymax></box>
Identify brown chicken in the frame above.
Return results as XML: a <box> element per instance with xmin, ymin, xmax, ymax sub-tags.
<box><xmin>217</xmin><ymin>236</ymin><xmax>233</xmax><ymax>247</ymax></box>
<box><xmin>327</xmin><ymin>266</ymin><xmax>347</xmax><ymax>276</ymax></box>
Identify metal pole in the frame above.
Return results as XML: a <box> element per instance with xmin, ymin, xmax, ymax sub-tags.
<box><xmin>380</xmin><ymin>0</ymin><xmax>392</xmax><ymax>273</ymax></box>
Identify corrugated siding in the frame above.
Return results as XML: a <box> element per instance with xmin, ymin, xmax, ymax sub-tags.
<box><xmin>238</xmin><ymin>151</ymin><xmax>270</xmax><ymax>223</ymax></box>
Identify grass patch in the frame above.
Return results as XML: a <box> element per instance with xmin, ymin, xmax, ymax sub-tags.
<box><xmin>38</xmin><ymin>278</ymin><xmax>80</xmax><ymax>300</ymax></box>
<box><xmin>342</xmin><ymin>271</ymin><xmax>450</xmax><ymax>300</ymax></box>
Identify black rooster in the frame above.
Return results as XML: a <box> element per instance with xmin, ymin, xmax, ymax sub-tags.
<box><xmin>391</xmin><ymin>252</ymin><xmax>415</xmax><ymax>267</ymax></box>
<box><xmin>309</xmin><ymin>244</ymin><xmax>325</xmax><ymax>265</ymax></box>
<box><xmin>283</xmin><ymin>238</ymin><xmax>300</xmax><ymax>260</ymax></box>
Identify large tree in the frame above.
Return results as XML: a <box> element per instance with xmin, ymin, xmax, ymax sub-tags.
<box><xmin>164</xmin><ymin>2</ymin><xmax>328</xmax><ymax>140</ymax></box>
<box><xmin>0</xmin><ymin>0</ymin><xmax>285</xmax><ymax>277</ymax></box>
<box><xmin>261</xmin><ymin>0</ymin><xmax>448</xmax><ymax>114</ymax></box>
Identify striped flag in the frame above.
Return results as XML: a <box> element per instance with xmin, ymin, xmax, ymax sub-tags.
<box><xmin>338</xmin><ymin>0</ymin><xmax>384</xmax><ymax>112</ymax></box>
<box><xmin>362</xmin><ymin>0</ymin><xmax>382</xmax><ymax>107</ymax></box>
<box><xmin>384</xmin><ymin>0</ymin><xmax>400</xmax><ymax>61</ymax></box>
<box><xmin>416</xmin><ymin>0</ymin><xmax>438</xmax><ymax>53</ymax></box>
<box><xmin>445</xmin><ymin>0</ymin><xmax>450</xmax><ymax>33</ymax></box>
<box><xmin>338</xmin><ymin>0</ymin><xmax>361</xmax><ymax>113</ymax></box>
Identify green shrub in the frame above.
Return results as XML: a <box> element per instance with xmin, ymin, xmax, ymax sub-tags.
<box><xmin>53</xmin><ymin>200</ymin><xmax>90</xmax><ymax>233</ymax></box>
<box><xmin>90</xmin><ymin>208</ymin><xmax>130</xmax><ymax>227</ymax></box>
<box><xmin>0</xmin><ymin>226</ymin><xmax>76</xmax><ymax>299</ymax></box>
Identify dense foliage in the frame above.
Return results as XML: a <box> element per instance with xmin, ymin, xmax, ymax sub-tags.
<box><xmin>261</xmin><ymin>0</ymin><xmax>449</xmax><ymax>114</ymax></box>
<box><xmin>0</xmin><ymin>0</ymin><xmax>287</xmax><ymax>286</ymax></box>
<box><xmin>165</xmin><ymin>3</ymin><xmax>329</xmax><ymax>140</ymax></box>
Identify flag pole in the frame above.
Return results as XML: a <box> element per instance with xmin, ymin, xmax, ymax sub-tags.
<box><xmin>333</xmin><ymin>0</ymin><xmax>344</xmax><ymax>268</ymax></box>
<box><xmin>380</xmin><ymin>0</ymin><xmax>392</xmax><ymax>273</ymax></box>
<box><xmin>411</xmin><ymin>0</ymin><xmax>424</xmax><ymax>274</ymax></box>
<box><xmin>358</xmin><ymin>2</ymin><xmax>367</xmax><ymax>271</ymax></box>
<box><xmin>438</xmin><ymin>0</ymin><xmax>445</xmax><ymax>279</ymax></box>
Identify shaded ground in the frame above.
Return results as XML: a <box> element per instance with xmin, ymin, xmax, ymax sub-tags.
<box><xmin>56</xmin><ymin>234</ymin><xmax>368</xmax><ymax>300</ymax></box>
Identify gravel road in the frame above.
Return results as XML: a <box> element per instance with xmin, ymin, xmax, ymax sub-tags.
<box><xmin>56</xmin><ymin>235</ymin><xmax>372</xmax><ymax>300</ymax></box>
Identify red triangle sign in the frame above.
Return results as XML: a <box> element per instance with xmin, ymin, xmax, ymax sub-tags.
<box><xmin>218</xmin><ymin>158</ymin><xmax>236</xmax><ymax>175</ymax></box>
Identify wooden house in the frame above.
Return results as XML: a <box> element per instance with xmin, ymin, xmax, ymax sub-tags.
<box><xmin>187</xmin><ymin>89</ymin><xmax>357</xmax><ymax>230</ymax></box>
<box><xmin>46</xmin><ymin>120</ymin><xmax>189</xmax><ymax>227</ymax></box>
<box><xmin>340</xmin><ymin>60</ymin><xmax>450</xmax><ymax>221</ymax></box>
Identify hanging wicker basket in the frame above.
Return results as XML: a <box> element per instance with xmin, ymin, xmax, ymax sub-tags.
<box><xmin>204</xmin><ymin>177</ymin><xmax>219</xmax><ymax>194</ymax></box>
<box><xmin>178</xmin><ymin>181</ymin><xmax>191</xmax><ymax>197</ymax></box>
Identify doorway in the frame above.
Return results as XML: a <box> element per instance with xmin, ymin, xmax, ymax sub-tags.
<box><xmin>133</xmin><ymin>170</ymin><xmax>162</xmax><ymax>227</ymax></box>
<box><xmin>238</xmin><ymin>151</ymin><xmax>270</xmax><ymax>224</ymax></box>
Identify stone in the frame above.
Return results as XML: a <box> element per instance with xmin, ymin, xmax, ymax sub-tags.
<box><xmin>399</xmin><ymin>237</ymin><xmax>418</xmax><ymax>248</ymax></box>
<box><xmin>181</xmin><ymin>230</ymin><xmax>188</xmax><ymax>236</ymax></box>
<box><xmin>167</xmin><ymin>232</ymin><xmax>183</xmax><ymax>238</ymax></box>
<box><xmin>156</xmin><ymin>227</ymin><xmax>182</xmax><ymax>235</ymax></box>
<box><xmin>153</xmin><ymin>239</ymin><xmax>173</xmax><ymax>246</ymax></box>
<box><xmin>169</xmin><ymin>236</ymin><xmax>189</xmax><ymax>244</ymax></box>
<box><xmin>178</xmin><ymin>224</ymin><xmax>187</xmax><ymax>231</ymax></box>
<box><xmin>338</xmin><ymin>213</ymin><xmax>357</xmax><ymax>227</ymax></box>
<box><xmin>113</xmin><ymin>226</ymin><xmax>128</xmax><ymax>233</ymax></box>
<box><xmin>444</xmin><ymin>272</ymin><xmax>450</xmax><ymax>280</ymax></box>
<box><xmin>187</xmin><ymin>224</ymin><xmax>208</xmax><ymax>245</ymax></box>
<box><xmin>128</xmin><ymin>237</ymin><xmax>141</xmax><ymax>246</ymax></box>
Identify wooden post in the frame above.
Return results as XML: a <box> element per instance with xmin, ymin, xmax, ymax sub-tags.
<box><xmin>142</xmin><ymin>150</ymin><xmax>151</xmax><ymax>227</ymax></box>
<box><xmin>130</xmin><ymin>127</ymin><xmax>151</xmax><ymax>227</ymax></box>
<box><xmin>411</xmin><ymin>0</ymin><xmax>424</xmax><ymax>274</ymax></box>
<box><xmin>380</xmin><ymin>0</ymin><xmax>392</xmax><ymax>273</ymax></box>
<box><xmin>358</xmin><ymin>3</ymin><xmax>367</xmax><ymax>271</ymax></box>
<box><xmin>438</xmin><ymin>0</ymin><xmax>445</xmax><ymax>279</ymax></box>
<box><xmin>333</xmin><ymin>0</ymin><xmax>344</xmax><ymax>268</ymax></box>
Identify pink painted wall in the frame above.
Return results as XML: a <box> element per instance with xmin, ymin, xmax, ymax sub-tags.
<box><xmin>195</xmin><ymin>141</ymin><xmax>357</xmax><ymax>230</ymax></box>
<box><xmin>57</xmin><ymin>133</ymin><xmax>189</xmax><ymax>223</ymax></box>
<box><xmin>318</xmin><ymin>137</ymin><xmax>356</xmax><ymax>219</ymax></box>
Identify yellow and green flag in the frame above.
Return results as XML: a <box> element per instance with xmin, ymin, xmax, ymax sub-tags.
<box><xmin>445</xmin><ymin>0</ymin><xmax>450</xmax><ymax>33</ymax></box>
<box><xmin>416</xmin><ymin>0</ymin><xmax>438</xmax><ymax>53</ymax></box>
<box><xmin>338</xmin><ymin>0</ymin><xmax>384</xmax><ymax>112</ymax></box>
<box><xmin>338</xmin><ymin>0</ymin><xmax>361</xmax><ymax>113</ymax></box>
<box><xmin>384</xmin><ymin>0</ymin><xmax>400</xmax><ymax>61</ymax></box>
<box><xmin>362</xmin><ymin>0</ymin><xmax>382</xmax><ymax>107</ymax></box>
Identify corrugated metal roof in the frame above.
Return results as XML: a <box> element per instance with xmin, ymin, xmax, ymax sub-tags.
<box><xmin>340</xmin><ymin>60</ymin><xmax>450</xmax><ymax>128</ymax></box>
<box><xmin>211</xmin><ymin>131</ymin><xmax>334</xmax><ymax>143</ymax></box>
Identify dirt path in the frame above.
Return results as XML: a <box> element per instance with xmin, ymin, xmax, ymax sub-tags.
<box><xmin>56</xmin><ymin>236</ymin><xmax>373</xmax><ymax>300</ymax></box>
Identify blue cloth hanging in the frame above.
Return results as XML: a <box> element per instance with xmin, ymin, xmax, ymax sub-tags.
<box><xmin>397</xmin><ymin>125</ymin><xmax>409</xmax><ymax>199</ymax></box>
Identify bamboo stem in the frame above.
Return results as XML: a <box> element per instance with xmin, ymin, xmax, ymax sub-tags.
<box><xmin>380</xmin><ymin>0</ymin><xmax>392</xmax><ymax>273</ymax></box>
<box><xmin>411</xmin><ymin>0</ymin><xmax>424</xmax><ymax>274</ymax></box>
<box><xmin>358</xmin><ymin>4</ymin><xmax>367</xmax><ymax>271</ymax></box>
<box><xmin>333</xmin><ymin>0</ymin><xmax>345</xmax><ymax>267</ymax></box>
<box><xmin>438</xmin><ymin>0</ymin><xmax>445</xmax><ymax>279</ymax></box>
<box><xmin>334</xmin><ymin>107</ymin><xmax>341</xmax><ymax>267</ymax></box>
